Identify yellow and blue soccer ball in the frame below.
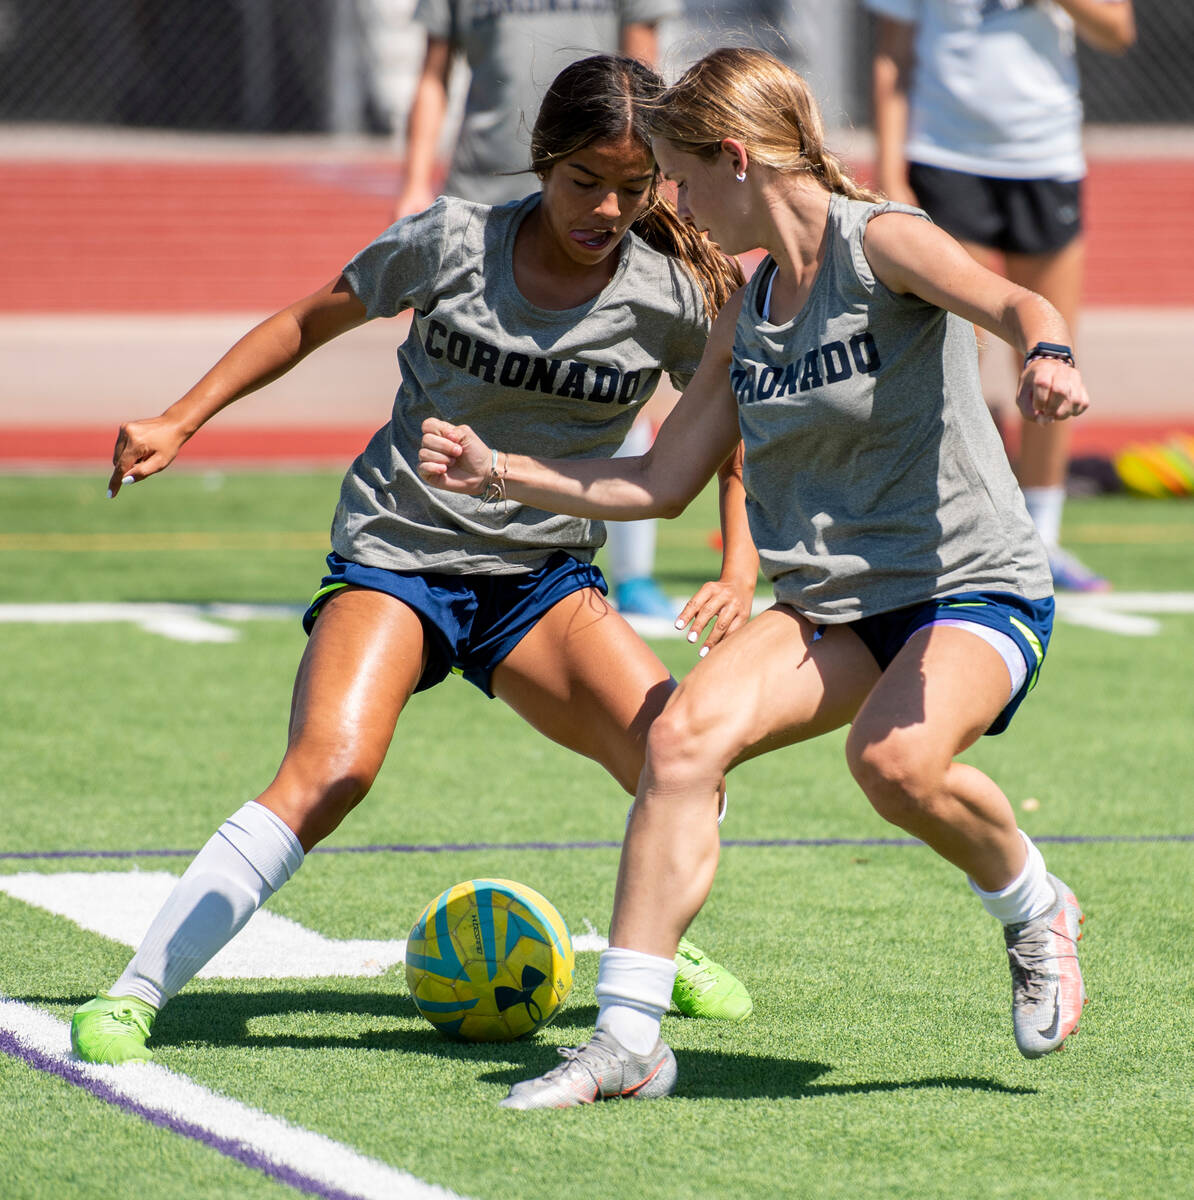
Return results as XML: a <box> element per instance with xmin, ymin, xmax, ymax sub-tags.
<box><xmin>404</xmin><ymin>878</ymin><xmax>575</xmax><ymax>1041</ymax></box>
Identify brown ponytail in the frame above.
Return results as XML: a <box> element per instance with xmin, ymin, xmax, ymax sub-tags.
<box><xmin>529</xmin><ymin>54</ymin><xmax>744</xmax><ymax>317</ymax></box>
<box><xmin>632</xmin><ymin>191</ymin><xmax>745</xmax><ymax>316</ymax></box>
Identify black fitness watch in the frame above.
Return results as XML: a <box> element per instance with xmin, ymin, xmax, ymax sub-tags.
<box><xmin>1023</xmin><ymin>341</ymin><xmax>1075</xmax><ymax>369</ymax></box>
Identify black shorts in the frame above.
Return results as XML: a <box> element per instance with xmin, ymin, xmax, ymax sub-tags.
<box><xmin>908</xmin><ymin>162</ymin><xmax>1083</xmax><ymax>256</ymax></box>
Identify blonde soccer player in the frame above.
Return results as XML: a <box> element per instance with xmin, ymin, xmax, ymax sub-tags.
<box><xmin>420</xmin><ymin>48</ymin><xmax>1090</xmax><ymax>1107</ymax></box>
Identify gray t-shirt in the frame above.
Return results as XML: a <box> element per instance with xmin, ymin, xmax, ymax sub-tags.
<box><xmin>334</xmin><ymin>194</ymin><xmax>709</xmax><ymax>573</ymax></box>
<box><xmin>731</xmin><ymin>194</ymin><xmax>1052</xmax><ymax>621</ymax></box>
<box><xmin>415</xmin><ymin>0</ymin><xmax>680</xmax><ymax>205</ymax></box>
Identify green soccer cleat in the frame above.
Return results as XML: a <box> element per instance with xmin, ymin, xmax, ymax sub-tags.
<box><xmin>672</xmin><ymin>937</ymin><xmax>753</xmax><ymax>1022</ymax></box>
<box><xmin>71</xmin><ymin>995</ymin><xmax>157</xmax><ymax>1064</ymax></box>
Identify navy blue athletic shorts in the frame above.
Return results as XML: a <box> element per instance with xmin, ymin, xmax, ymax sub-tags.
<box><xmin>908</xmin><ymin>162</ymin><xmax>1082</xmax><ymax>256</ymax></box>
<box><xmin>302</xmin><ymin>551</ymin><xmax>608</xmax><ymax>697</ymax></box>
<box><xmin>844</xmin><ymin>590</ymin><xmax>1055</xmax><ymax>736</ymax></box>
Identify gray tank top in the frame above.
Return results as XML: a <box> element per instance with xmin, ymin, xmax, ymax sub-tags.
<box><xmin>732</xmin><ymin>194</ymin><xmax>1052</xmax><ymax>621</ymax></box>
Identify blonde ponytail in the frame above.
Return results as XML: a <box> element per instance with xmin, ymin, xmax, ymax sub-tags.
<box><xmin>648</xmin><ymin>47</ymin><xmax>882</xmax><ymax>205</ymax></box>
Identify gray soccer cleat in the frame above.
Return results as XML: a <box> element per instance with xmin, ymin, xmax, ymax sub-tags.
<box><xmin>500</xmin><ymin>1028</ymin><xmax>677</xmax><ymax>1109</ymax></box>
<box><xmin>1004</xmin><ymin>873</ymin><xmax>1087</xmax><ymax>1058</ymax></box>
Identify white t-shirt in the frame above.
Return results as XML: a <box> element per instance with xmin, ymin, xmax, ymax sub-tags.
<box><xmin>865</xmin><ymin>0</ymin><xmax>1118</xmax><ymax>180</ymax></box>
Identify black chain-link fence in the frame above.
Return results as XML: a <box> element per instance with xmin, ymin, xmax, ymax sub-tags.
<box><xmin>1078</xmin><ymin>0</ymin><xmax>1194</xmax><ymax>123</ymax></box>
<box><xmin>0</xmin><ymin>0</ymin><xmax>392</xmax><ymax>133</ymax></box>
<box><xmin>0</xmin><ymin>0</ymin><xmax>1190</xmax><ymax>134</ymax></box>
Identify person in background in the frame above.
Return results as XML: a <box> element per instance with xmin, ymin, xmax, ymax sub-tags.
<box><xmin>395</xmin><ymin>0</ymin><xmax>686</xmax><ymax>619</ymax></box>
<box><xmin>869</xmin><ymin>0</ymin><xmax>1135</xmax><ymax>592</ymax></box>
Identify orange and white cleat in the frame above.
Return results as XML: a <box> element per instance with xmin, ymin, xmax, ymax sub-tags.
<box><xmin>1004</xmin><ymin>874</ymin><xmax>1086</xmax><ymax>1058</ymax></box>
<box><xmin>500</xmin><ymin>1029</ymin><xmax>676</xmax><ymax>1109</ymax></box>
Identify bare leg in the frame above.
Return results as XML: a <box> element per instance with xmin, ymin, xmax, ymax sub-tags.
<box><xmin>491</xmin><ymin>586</ymin><xmax>675</xmax><ymax>795</ymax></box>
<box><xmin>845</xmin><ymin>625</ymin><xmax>1024</xmax><ymax>890</ymax></box>
<box><xmin>608</xmin><ymin>607</ymin><xmax>879</xmax><ymax>957</ymax></box>
<box><xmin>81</xmin><ymin>586</ymin><xmax>431</xmax><ymax>1041</ymax></box>
<box><xmin>258</xmin><ymin>586</ymin><xmax>429</xmax><ymax>849</ymax></box>
<box><xmin>495</xmin><ymin>586</ymin><xmax>760</xmax><ymax>1025</ymax></box>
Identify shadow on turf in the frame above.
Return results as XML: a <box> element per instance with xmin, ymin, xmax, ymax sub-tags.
<box><xmin>478</xmin><ymin>1052</ymin><xmax>1038</xmax><ymax>1101</ymax></box>
<box><xmin>22</xmin><ymin>987</ymin><xmax>589</xmax><ymax>1060</ymax></box>
<box><xmin>26</xmin><ymin>990</ymin><xmax>1038</xmax><ymax>1100</ymax></box>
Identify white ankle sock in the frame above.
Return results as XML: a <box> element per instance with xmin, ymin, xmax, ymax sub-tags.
<box><xmin>969</xmin><ymin>830</ymin><xmax>1055</xmax><ymax>925</ymax></box>
<box><xmin>111</xmin><ymin>802</ymin><xmax>304</xmax><ymax>1008</ymax></box>
<box><xmin>1022</xmin><ymin>485</ymin><xmax>1065</xmax><ymax>549</ymax></box>
<box><xmin>594</xmin><ymin>946</ymin><xmax>676</xmax><ymax>1056</ymax></box>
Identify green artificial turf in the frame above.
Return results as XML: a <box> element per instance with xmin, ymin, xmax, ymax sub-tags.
<box><xmin>1</xmin><ymin>473</ymin><xmax>1191</xmax><ymax>1200</ymax></box>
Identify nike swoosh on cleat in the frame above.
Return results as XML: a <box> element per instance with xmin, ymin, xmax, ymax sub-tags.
<box><xmin>1037</xmin><ymin>997</ymin><xmax>1061</xmax><ymax>1041</ymax></box>
<box><xmin>622</xmin><ymin>1060</ymin><xmax>666</xmax><ymax>1097</ymax></box>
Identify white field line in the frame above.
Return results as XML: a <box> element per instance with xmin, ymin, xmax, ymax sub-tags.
<box><xmin>0</xmin><ymin>601</ymin><xmax>302</xmax><ymax>643</ymax></box>
<box><xmin>1055</xmin><ymin>607</ymin><xmax>1161</xmax><ymax>636</ymax></box>
<box><xmin>2</xmin><ymin>594</ymin><xmax>1193</xmax><ymax>643</ymax></box>
<box><xmin>0</xmin><ymin>872</ymin><xmax>407</xmax><ymax>979</ymax></box>
<box><xmin>0</xmin><ymin>872</ymin><xmax>610</xmax><ymax>978</ymax></box>
<box><xmin>0</xmin><ymin>996</ymin><xmax>467</xmax><ymax>1200</ymax></box>
<box><xmin>1054</xmin><ymin>591</ymin><xmax>1194</xmax><ymax>635</ymax></box>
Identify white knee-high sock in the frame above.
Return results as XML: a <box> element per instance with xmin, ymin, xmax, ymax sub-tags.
<box><xmin>969</xmin><ymin>830</ymin><xmax>1055</xmax><ymax>925</ymax></box>
<box><xmin>608</xmin><ymin>420</ymin><xmax>657</xmax><ymax>585</ymax></box>
<box><xmin>607</xmin><ymin>517</ymin><xmax>658</xmax><ymax>585</ymax></box>
<box><xmin>595</xmin><ymin>946</ymin><xmax>676</xmax><ymax>1055</ymax></box>
<box><xmin>111</xmin><ymin>801</ymin><xmax>304</xmax><ymax>1009</ymax></box>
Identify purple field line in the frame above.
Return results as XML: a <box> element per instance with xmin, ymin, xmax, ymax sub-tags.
<box><xmin>1</xmin><ymin>833</ymin><xmax>1192</xmax><ymax>862</ymax></box>
<box><xmin>0</xmin><ymin>1028</ymin><xmax>371</xmax><ymax>1200</ymax></box>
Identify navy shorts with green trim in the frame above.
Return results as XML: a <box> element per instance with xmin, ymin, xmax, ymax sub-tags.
<box><xmin>302</xmin><ymin>551</ymin><xmax>608</xmax><ymax>698</ymax></box>
<box><xmin>844</xmin><ymin>590</ymin><xmax>1054</xmax><ymax>736</ymax></box>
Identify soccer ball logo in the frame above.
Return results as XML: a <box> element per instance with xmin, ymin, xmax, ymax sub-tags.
<box><xmin>405</xmin><ymin>878</ymin><xmax>575</xmax><ymax>1041</ymax></box>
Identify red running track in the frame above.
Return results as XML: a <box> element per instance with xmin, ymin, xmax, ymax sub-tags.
<box><xmin>3</xmin><ymin>154</ymin><xmax>1190</xmax><ymax>464</ymax></box>
<box><xmin>0</xmin><ymin>419</ymin><xmax>1183</xmax><ymax>468</ymax></box>
<box><xmin>2</xmin><ymin>157</ymin><xmax>1193</xmax><ymax>312</ymax></box>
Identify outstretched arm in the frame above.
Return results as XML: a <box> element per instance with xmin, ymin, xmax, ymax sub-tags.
<box><xmin>863</xmin><ymin>213</ymin><xmax>1090</xmax><ymax>425</ymax></box>
<box><xmin>108</xmin><ymin>276</ymin><xmax>369</xmax><ymax>497</ymax></box>
<box><xmin>418</xmin><ymin>293</ymin><xmax>745</xmax><ymax>519</ymax></box>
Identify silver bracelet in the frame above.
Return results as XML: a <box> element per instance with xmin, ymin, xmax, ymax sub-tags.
<box><xmin>480</xmin><ymin>448</ymin><xmax>506</xmax><ymax>504</ymax></box>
